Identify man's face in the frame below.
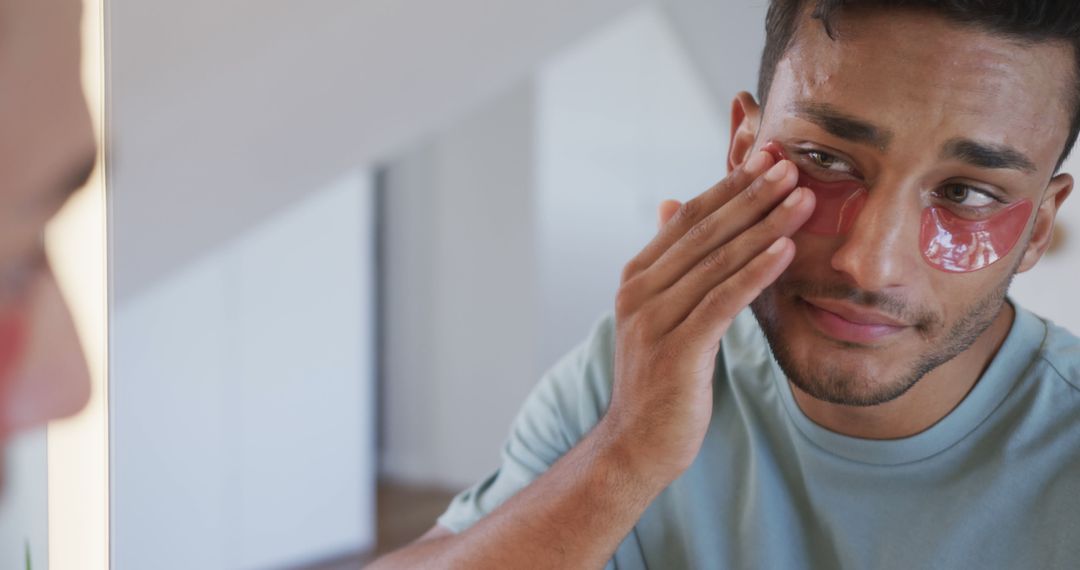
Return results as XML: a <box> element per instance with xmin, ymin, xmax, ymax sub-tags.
<box><xmin>746</xmin><ymin>8</ymin><xmax>1074</xmax><ymax>406</ymax></box>
<box><xmin>0</xmin><ymin>0</ymin><xmax>95</xmax><ymax>448</ymax></box>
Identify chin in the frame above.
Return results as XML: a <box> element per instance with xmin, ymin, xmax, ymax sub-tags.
<box><xmin>752</xmin><ymin>296</ymin><xmax>938</xmax><ymax>407</ymax></box>
<box><xmin>777</xmin><ymin>329</ymin><xmax>922</xmax><ymax>406</ymax></box>
<box><xmin>787</xmin><ymin>358</ymin><xmax>921</xmax><ymax>407</ymax></box>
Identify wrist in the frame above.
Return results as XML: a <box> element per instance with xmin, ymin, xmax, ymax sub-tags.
<box><xmin>593</xmin><ymin>414</ymin><xmax>686</xmax><ymax>494</ymax></box>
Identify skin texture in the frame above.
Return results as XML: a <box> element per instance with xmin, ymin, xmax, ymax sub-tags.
<box><xmin>371</xmin><ymin>7</ymin><xmax>1075</xmax><ymax>568</ymax></box>
<box><xmin>0</xmin><ymin>0</ymin><xmax>96</xmax><ymax>483</ymax></box>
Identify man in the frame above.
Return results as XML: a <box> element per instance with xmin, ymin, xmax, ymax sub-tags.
<box><xmin>0</xmin><ymin>0</ymin><xmax>96</xmax><ymax>484</ymax></box>
<box><xmin>373</xmin><ymin>1</ymin><xmax>1080</xmax><ymax>567</ymax></box>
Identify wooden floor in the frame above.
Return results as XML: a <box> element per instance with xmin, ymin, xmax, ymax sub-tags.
<box><xmin>294</xmin><ymin>480</ymin><xmax>458</xmax><ymax>569</ymax></box>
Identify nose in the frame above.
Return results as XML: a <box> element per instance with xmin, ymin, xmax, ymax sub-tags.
<box><xmin>829</xmin><ymin>179</ymin><xmax>923</xmax><ymax>292</ymax></box>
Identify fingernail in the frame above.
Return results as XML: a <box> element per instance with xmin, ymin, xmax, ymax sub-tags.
<box><xmin>767</xmin><ymin>237</ymin><xmax>787</xmax><ymax>255</ymax></box>
<box><xmin>783</xmin><ymin>187</ymin><xmax>805</xmax><ymax>207</ymax></box>
<box><xmin>764</xmin><ymin>161</ymin><xmax>788</xmax><ymax>182</ymax></box>
<box><xmin>745</xmin><ymin>151</ymin><xmax>769</xmax><ymax>173</ymax></box>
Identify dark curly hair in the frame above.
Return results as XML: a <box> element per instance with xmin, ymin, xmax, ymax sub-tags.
<box><xmin>757</xmin><ymin>0</ymin><xmax>1080</xmax><ymax>170</ymax></box>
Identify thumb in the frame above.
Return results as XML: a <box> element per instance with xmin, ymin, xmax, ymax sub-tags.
<box><xmin>657</xmin><ymin>199</ymin><xmax>682</xmax><ymax>230</ymax></box>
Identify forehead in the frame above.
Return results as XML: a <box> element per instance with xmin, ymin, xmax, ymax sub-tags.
<box><xmin>766</xmin><ymin>7</ymin><xmax>1075</xmax><ymax>172</ymax></box>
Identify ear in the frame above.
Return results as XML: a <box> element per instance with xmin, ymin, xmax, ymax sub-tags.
<box><xmin>727</xmin><ymin>91</ymin><xmax>762</xmax><ymax>174</ymax></box>
<box><xmin>1017</xmin><ymin>172</ymin><xmax>1073</xmax><ymax>273</ymax></box>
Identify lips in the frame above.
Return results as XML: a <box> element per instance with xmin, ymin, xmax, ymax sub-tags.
<box><xmin>800</xmin><ymin>297</ymin><xmax>909</xmax><ymax>344</ymax></box>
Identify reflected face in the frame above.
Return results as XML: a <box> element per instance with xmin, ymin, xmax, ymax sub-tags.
<box><xmin>0</xmin><ymin>0</ymin><xmax>95</xmax><ymax>455</ymax></box>
<box><xmin>750</xmin><ymin>8</ymin><xmax>1073</xmax><ymax>406</ymax></box>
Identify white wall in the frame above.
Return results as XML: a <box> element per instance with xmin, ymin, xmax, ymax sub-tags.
<box><xmin>381</xmin><ymin>84</ymin><xmax>540</xmax><ymax>489</ymax></box>
<box><xmin>110</xmin><ymin>173</ymin><xmax>375</xmax><ymax>570</ymax></box>
<box><xmin>107</xmin><ymin>0</ymin><xmax>643</xmax><ymax>303</ymax></box>
<box><xmin>659</xmin><ymin>0</ymin><xmax>768</xmax><ymax>104</ymax></box>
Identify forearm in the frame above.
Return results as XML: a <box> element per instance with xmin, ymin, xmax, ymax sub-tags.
<box><xmin>368</xmin><ymin>420</ymin><xmax>668</xmax><ymax>569</ymax></box>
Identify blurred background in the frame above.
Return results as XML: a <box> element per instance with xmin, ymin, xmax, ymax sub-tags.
<box><xmin>1</xmin><ymin>0</ymin><xmax>1077</xmax><ymax>568</ymax></box>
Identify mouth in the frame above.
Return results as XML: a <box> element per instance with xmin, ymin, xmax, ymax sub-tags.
<box><xmin>798</xmin><ymin>296</ymin><xmax>909</xmax><ymax>344</ymax></box>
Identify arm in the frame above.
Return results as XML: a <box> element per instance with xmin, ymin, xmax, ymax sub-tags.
<box><xmin>370</xmin><ymin>141</ymin><xmax>813</xmax><ymax>568</ymax></box>
<box><xmin>368</xmin><ymin>420</ymin><xmax>665</xmax><ymax>569</ymax></box>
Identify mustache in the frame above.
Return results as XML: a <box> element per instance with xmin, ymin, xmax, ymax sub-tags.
<box><xmin>775</xmin><ymin>278</ymin><xmax>940</xmax><ymax>330</ymax></box>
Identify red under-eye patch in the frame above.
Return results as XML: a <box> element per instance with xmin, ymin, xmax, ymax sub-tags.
<box><xmin>920</xmin><ymin>200</ymin><xmax>1033</xmax><ymax>273</ymax></box>
<box><xmin>761</xmin><ymin>142</ymin><xmax>867</xmax><ymax>236</ymax></box>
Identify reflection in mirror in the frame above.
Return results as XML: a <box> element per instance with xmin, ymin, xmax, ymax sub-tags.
<box><xmin>0</xmin><ymin>0</ymin><xmax>105</xmax><ymax>567</ymax></box>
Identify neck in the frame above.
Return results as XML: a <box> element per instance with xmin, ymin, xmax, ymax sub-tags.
<box><xmin>789</xmin><ymin>301</ymin><xmax>1016</xmax><ymax>440</ymax></box>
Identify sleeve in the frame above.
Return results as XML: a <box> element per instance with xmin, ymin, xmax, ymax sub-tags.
<box><xmin>436</xmin><ymin>313</ymin><xmax>618</xmax><ymax>533</ymax></box>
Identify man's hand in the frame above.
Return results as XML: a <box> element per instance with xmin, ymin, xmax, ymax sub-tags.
<box><xmin>600</xmin><ymin>151</ymin><xmax>815</xmax><ymax>485</ymax></box>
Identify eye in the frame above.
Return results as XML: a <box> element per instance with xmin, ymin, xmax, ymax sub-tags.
<box><xmin>802</xmin><ymin>150</ymin><xmax>856</xmax><ymax>175</ymax></box>
<box><xmin>940</xmin><ymin>184</ymin><xmax>999</xmax><ymax>208</ymax></box>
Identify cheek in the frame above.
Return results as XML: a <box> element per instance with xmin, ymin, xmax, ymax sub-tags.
<box><xmin>799</xmin><ymin>177</ymin><xmax>867</xmax><ymax>235</ymax></box>
<box><xmin>762</xmin><ymin>142</ymin><xmax>1033</xmax><ymax>274</ymax></box>
<box><xmin>920</xmin><ymin>200</ymin><xmax>1033</xmax><ymax>273</ymax></box>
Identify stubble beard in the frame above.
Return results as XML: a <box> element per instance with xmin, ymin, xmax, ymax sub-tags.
<box><xmin>750</xmin><ymin>271</ymin><xmax>1015</xmax><ymax>407</ymax></box>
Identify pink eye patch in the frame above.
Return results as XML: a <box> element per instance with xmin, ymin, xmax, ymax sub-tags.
<box><xmin>920</xmin><ymin>200</ymin><xmax>1033</xmax><ymax>273</ymax></box>
<box><xmin>759</xmin><ymin>142</ymin><xmax>1033</xmax><ymax>273</ymax></box>
<box><xmin>761</xmin><ymin>142</ymin><xmax>867</xmax><ymax>235</ymax></box>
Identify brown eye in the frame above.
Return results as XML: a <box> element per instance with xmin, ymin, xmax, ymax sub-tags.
<box><xmin>943</xmin><ymin>184</ymin><xmax>969</xmax><ymax>203</ymax></box>
<box><xmin>940</xmin><ymin>184</ymin><xmax>997</xmax><ymax>208</ymax></box>
<box><xmin>803</xmin><ymin>150</ymin><xmax>855</xmax><ymax>174</ymax></box>
<box><xmin>807</xmin><ymin>151</ymin><xmax>835</xmax><ymax>168</ymax></box>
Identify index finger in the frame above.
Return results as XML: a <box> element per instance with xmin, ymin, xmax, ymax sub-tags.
<box><xmin>657</xmin><ymin>199</ymin><xmax>682</xmax><ymax>230</ymax></box>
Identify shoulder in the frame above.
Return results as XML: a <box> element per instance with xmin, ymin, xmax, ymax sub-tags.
<box><xmin>527</xmin><ymin>313</ymin><xmax>618</xmax><ymax>442</ymax></box>
<box><xmin>1035</xmin><ymin>316</ymin><xmax>1080</xmax><ymax>393</ymax></box>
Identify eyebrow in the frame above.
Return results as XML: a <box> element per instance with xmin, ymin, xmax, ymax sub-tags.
<box><xmin>940</xmin><ymin>138</ymin><xmax>1037</xmax><ymax>173</ymax></box>
<box><xmin>791</xmin><ymin>101</ymin><xmax>894</xmax><ymax>149</ymax></box>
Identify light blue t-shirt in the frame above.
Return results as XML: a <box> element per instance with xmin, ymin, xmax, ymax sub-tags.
<box><xmin>438</xmin><ymin>302</ymin><xmax>1080</xmax><ymax>569</ymax></box>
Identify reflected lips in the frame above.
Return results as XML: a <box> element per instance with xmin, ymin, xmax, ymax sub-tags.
<box><xmin>800</xmin><ymin>297</ymin><xmax>907</xmax><ymax>344</ymax></box>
